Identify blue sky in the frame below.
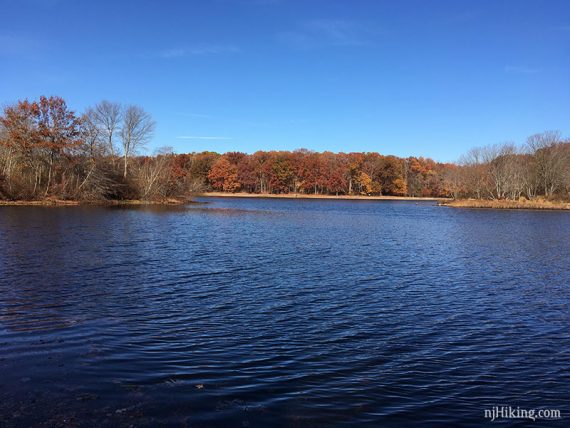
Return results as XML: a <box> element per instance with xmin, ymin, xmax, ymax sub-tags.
<box><xmin>1</xmin><ymin>0</ymin><xmax>569</xmax><ymax>161</ymax></box>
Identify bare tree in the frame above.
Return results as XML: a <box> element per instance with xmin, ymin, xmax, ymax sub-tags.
<box><xmin>81</xmin><ymin>110</ymin><xmax>104</xmax><ymax>159</ymax></box>
<box><xmin>459</xmin><ymin>147</ymin><xmax>487</xmax><ymax>199</ymax></box>
<box><xmin>521</xmin><ymin>152</ymin><xmax>539</xmax><ymax>199</ymax></box>
<box><xmin>501</xmin><ymin>146</ymin><xmax>527</xmax><ymax>200</ymax></box>
<box><xmin>0</xmin><ymin>122</ymin><xmax>11</xmax><ymax>196</ymax></box>
<box><xmin>120</xmin><ymin>105</ymin><xmax>155</xmax><ymax>178</ymax></box>
<box><xmin>442</xmin><ymin>165</ymin><xmax>462</xmax><ymax>199</ymax></box>
<box><xmin>526</xmin><ymin>131</ymin><xmax>565</xmax><ymax>197</ymax></box>
<box><xmin>75</xmin><ymin>111</ymin><xmax>121</xmax><ymax>200</ymax></box>
<box><xmin>90</xmin><ymin>101</ymin><xmax>122</xmax><ymax>159</ymax></box>
<box><xmin>453</xmin><ymin>132</ymin><xmax>569</xmax><ymax>201</ymax></box>
<box><xmin>481</xmin><ymin>144</ymin><xmax>506</xmax><ymax>199</ymax></box>
<box><xmin>79</xmin><ymin>101</ymin><xmax>124</xmax><ymax>198</ymax></box>
<box><xmin>563</xmin><ymin>142</ymin><xmax>570</xmax><ymax>197</ymax></box>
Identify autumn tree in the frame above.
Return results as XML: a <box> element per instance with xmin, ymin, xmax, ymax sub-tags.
<box><xmin>299</xmin><ymin>151</ymin><xmax>325</xmax><ymax>194</ymax></box>
<box><xmin>321</xmin><ymin>151</ymin><xmax>348</xmax><ymax>195</ymax></box>
<box><xmin>346</xmin><ymin>152</ymin><xmax>364</xmax><ymax>194</ymax></box>
<box><xmin>236</xmin><ymin>154</ymin><xmax>257</xmax><ymax>192</ymax></box>
<box><xmin>208</xmin><ymin>155</ymin><xmax>241</xmax><ymax>192</ymax></box>
<box><xmin>0</xmin><ymin>96</ymin><xmax>82</xmax><ymax>198</ymax></box>
<box><xmin>379</xmin><ymin>156</ymin><xmax>406</xmax><ymax>196</ymax></box>
<box><xmin>187</xmin><ymin>151</ymin><xmax>219</xmax><ymax>186</ymax></box>
<box><xmin>0</xmin><ymin>100</ymin><xmax>38</xmax><ymax>196</ymax></box>
<box><xmin>268</xmin><ymin>152</ymin><xmax>295</xmax><ymax>193</ymax></box>
<box><xmin>251</xmin><ymin>151</ymin><xmax>271</xmax><ymax>193</ymax></box>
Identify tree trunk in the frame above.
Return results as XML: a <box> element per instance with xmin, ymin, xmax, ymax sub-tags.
<box><xmin>45</xmin><ymin>163</ymin><xmax>52</xmax><ymax>197</ymax></box>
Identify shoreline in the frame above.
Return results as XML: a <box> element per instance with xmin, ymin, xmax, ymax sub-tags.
<box><xmin>3</xmin><ymin>196</ymin><xmax>569</xmax><ymax>210</ymax></box>
<box><xmin>196</xmin><ymin>192</ymin><xmax>447</xmax><ymax>201</ymax></box>
<box><xmin>440</xmin><ymin>199</ymin><xmax>570</xmax><ymax>211</ymax></box>
<box><xmin>0</xmin><ymin>198</ymin><xmax>188</xmax><ymax>207</ymax></box>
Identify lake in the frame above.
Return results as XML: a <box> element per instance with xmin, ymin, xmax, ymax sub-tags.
<box><xmin>0</xmin><ymin>197</ymin><xmax>569</xmax><ymax>427</ymax></box>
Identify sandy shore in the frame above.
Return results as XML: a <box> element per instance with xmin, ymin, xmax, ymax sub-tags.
<box><xmin>197</xmin><ymin>192</ymin><xmax>446</xmax><ymax>201</ymax></box>
<box><xmin>440</xmin><ymin>199</ymin><xmax>570</xmax><ymax>211</ymax></box>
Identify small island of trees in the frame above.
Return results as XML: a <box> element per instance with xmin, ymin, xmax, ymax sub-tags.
<box><xmin>0</xmin><ymin>96</ymin><xmax>568</xmax><ymax>207</ymax></box>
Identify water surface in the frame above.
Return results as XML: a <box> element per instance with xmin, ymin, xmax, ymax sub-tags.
<box><xmin>1</xmin><ymin>198</ymin><xmax>569</xmax><ymax>426</ymax></box>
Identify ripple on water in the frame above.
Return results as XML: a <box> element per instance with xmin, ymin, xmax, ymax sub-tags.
<box><xmin>0</xmin><ymin>199</ymin><xmax>569</xmax><ymax>426</ymax></box>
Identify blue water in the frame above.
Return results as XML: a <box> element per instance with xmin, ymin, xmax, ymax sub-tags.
<box><xmin>0</xmin><ymin>198</ymin><xmax>569</xmax><ymax>427</ymax></box>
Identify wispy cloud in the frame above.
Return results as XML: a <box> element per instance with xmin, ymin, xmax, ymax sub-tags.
<box><xmin>0</xmin><ymin>33</ymin><xmax>43</xmax><ymax>57</ymax></box>
<box><xmin>175</xmin><ymin>113</ymin><xmax>307</xmax><ymax>128</ymax></box>
<box><xmin>23</xmin><ymin>0</ymin><xmax>64</xmax><ymax>6</ymax></box>
<box><xmin>158</xmin><ymin>44</ymin><xmax>241</xmax><ymax>59</ymax></box>
<box><xmin>176</xmin><ymin>112</ymin><xmax>214</xmax><ymax>119</ymax></box>
<box><xmin>176</xmin><ymin>136</ymin><xmax>232</xmax><ymax>140</ymax></box>
<box><xmin>277</xmin><ymin>19</ymin><xmax>373</xmax><ymax>49</ymax></box>
<box><xmin>553</xmin><ymin>25</ymin><xmax>570</xmax><ymax>32</ymax></box>
<box><xmin>504</xmin><ymin>66</ymin><xmax>540</xmax><ymax>75</ymax></box>
<box><xmin>232</xmin><ymin>118</ymin><xmax>309</xmax><ymax>127</ymax></box>
<box><xmin>246</xmin><ymin>0</ymin><xmax>282</xmax><ymax>5</ymax></box>
<box><xmin>448</xmin><ymin>10</ymin><xmax>482</xmax><ymax>23</ymax></box>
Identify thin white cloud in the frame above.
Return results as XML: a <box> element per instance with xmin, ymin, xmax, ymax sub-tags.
<box><xmin>24</xmin><ymin>0</ymin><xmax>64</xmax><ymax>6</ymax></box>
<box><xmin>449</xmin><ymin>11</ymin><xmax>481</xmax><ymax>22</ymax></box>
<box><xmin>176</xmin><ymin>112</ymin><xmax>214</xmax><ymax>119</ymax></box>
<box><xmin>277</xmin><ymin>19</ymin><xmax>373</xmax><ymax>50</ymax></box>
<box><xmin>159</xmin><ymin>44</ymin><xmax>241</xmax><ymax>59</ymax></box>
<box><xmin>231</xmin><ymin>118</ymin><xmax>309</xmax><ymax>127</ymax></box>
<box><xmin>175</xmin><ymin>113</ymin><xmax>307</xmax><ymax>127</ymax></box>
<box><xmin>504</xmin><ymin>66</ymin><xmax>540</xmax><ymax>74</ymax></box>
<box><xmin>0</xmin><ymin>33</ymin><xmax>43</xmax><ymax>57</ymax></box>
<box><xmin>246</xmin><ymin>0</ymin><xmax>281</xmax><ymax>5</ymax></box>
<box><xmin>307</xmin><ymin>19</ymin><xmax>367</xmax><ymax>46</ymax></box>
<box><xmin>176</xmin><ymin>136</ymin><xmax>233</xmax><ymax>140</ymax></box>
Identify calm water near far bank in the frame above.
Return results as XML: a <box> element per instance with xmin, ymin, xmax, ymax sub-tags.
<box><xmin>1</xmin><ymin>198</ymin><xmax>569</xmax><ymax>427</ymax></box>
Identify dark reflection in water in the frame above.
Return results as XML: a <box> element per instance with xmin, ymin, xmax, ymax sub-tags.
<box><xmin>0</xmin><ymin>198</ymin><xmax>569</xmax><ymax>427</ymax></box>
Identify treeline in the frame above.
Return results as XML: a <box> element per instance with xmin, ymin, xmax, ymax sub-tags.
<box><xmin>0</xmin><ymin>96</ymin><xmax>452</xmax><ymax>200</ymax></box>
<box><xmin>167</xmin><ymin>136</ymin><xmax>570</xmax><ymax>201</ymax></box>
<box><xmin>1</xmin><ymin>96</ymin><xmax>568</xmax><ymax>202</ymax></box>
<box><xmin>446</xmin><ymin>132</ymin><xmax>570</xmax><ymax>201</ymax></box>
<box><xmin>200</xmin><ymin>151</ymin><xmax>450</xmax><ymax>196</ymax></box>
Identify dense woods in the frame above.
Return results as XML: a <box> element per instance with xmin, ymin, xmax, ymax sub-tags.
<box><xmin>1</xmin><ymin>96</ymin><xmax>568</xmax><ymax>203</ymax></box>
<box><xmin>202</xmin><ymin>150</ymin><xmax>451</xmax><ymax>196</ymax></box>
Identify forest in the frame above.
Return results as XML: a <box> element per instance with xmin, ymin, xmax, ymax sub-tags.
<box><xmin>1</xmin><ymin>96</ymin><xmax>569</xmax><ymax>203</ymax></box>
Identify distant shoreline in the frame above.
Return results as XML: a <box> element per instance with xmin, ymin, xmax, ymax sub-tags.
<box><xmin>197</xmin><ymin>192</ymin><xmax>446</xmax><ymax>201</ymax></box>
<box><xmin>440</xmin><ymin>199</ymin><xmax>570</xmax><ymax>211</ymax></box>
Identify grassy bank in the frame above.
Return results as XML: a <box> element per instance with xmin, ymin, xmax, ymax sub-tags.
<box><xmin>0</xmin><ymin>198</ymin><xmax>187</xmax><ymax>207</ymax></box>
<box><xmin>440</xmin><ymin>199</ymin><xmax>570</xmax><ymax>210</ymax></box>
<box><xmin>197</xmin><ymin>192</ymin><xmax>447</xmax><ymax>201</ymax></box>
